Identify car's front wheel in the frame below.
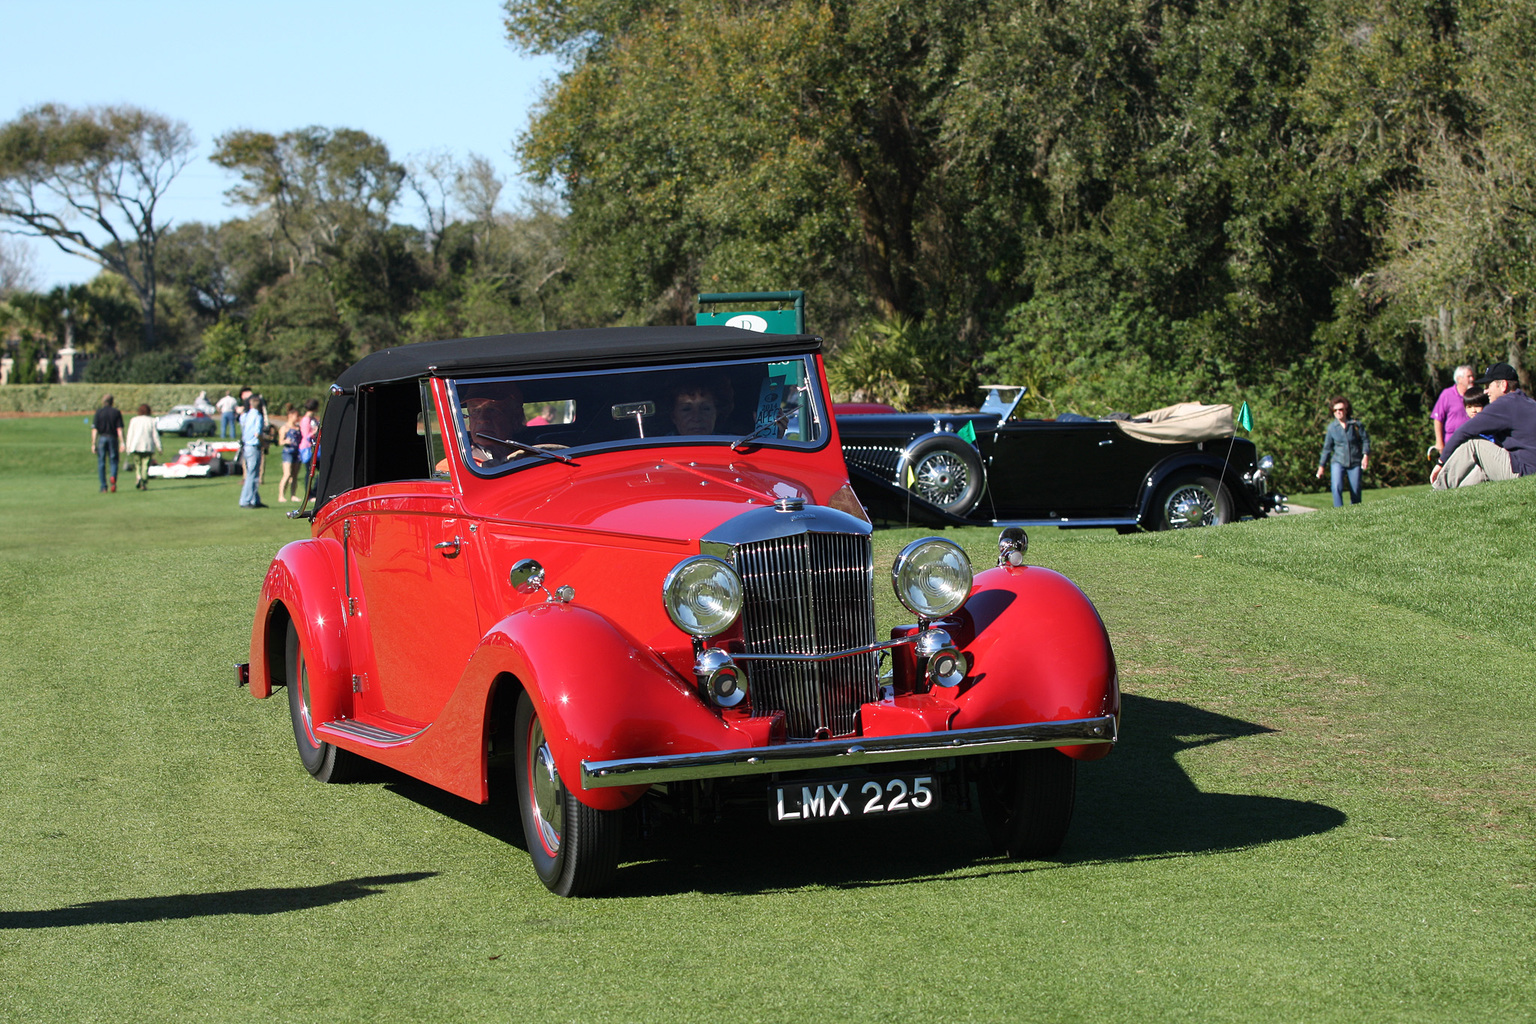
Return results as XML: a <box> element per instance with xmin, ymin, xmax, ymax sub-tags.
<box><xmin>901</xmin><ymin>435</ymin><xmax>984</xmax><ymax>516</ymax></box>
<box><xmin>513</xmin><ymin>691</ymin><xmax>623</xmax><ymax>896</ymax></box>
<box><xmin>285</xmin><ymin>621</ymin><xmax>363</xmax><ymax>783</ymax></box>
<box><xmin>1152</xmin><ymin>472</ymin><xmax>1232</xmax><ymax>530</ymax></box>
<box><xmin>978</xmin><ymin>748</ymin><xmax>1078</xmax><ymax>859</ymax></box>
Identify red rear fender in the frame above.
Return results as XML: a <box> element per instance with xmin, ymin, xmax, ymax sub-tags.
<box><xmin>947</xmin><ymin>565</ymin><xmax>1120</xmax><ymax>761</ymax></box>
<box><xmin>249</xmin><ymin>539</ymin><xmax>350</xmax><ymax>708</ymax></box>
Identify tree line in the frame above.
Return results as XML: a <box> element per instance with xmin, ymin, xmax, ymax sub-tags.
<box><xmin>3</xmin><ymin>1</ymin><xmax>1534</xmax><ymax>493</ymax></box>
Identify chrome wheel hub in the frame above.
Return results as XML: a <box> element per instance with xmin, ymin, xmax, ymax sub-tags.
<box><xmin>1164</xmin><ymin>484</ymin><xmax>1218</xmax><ymax>528</ymax></box>
<box><xmin>528</xmin><ymin>720</ymin><xmax>563</xmax><ymax>854</ymax></box>
<box><xmin>296</xmin><ymin>657</ymin><xmax>319</xmax><ymax>744</ymax></box>
<box><xmin>912</xmin><ymin>453</ymin><xmax>968</xmax><ymax>505</ymax></box>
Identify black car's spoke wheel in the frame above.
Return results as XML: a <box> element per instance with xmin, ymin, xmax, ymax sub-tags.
<box><xmin>978</xmin><ymin>748</ymin><xmax>1078</xmax><ymax>859</ymax></box>
<box><xmin>1153</xmin><ymin>473</ymin><xmax>1232</xmax><ymax>530</ymax></box>
<box><xmin>513</xmin><ymin>691</ymin><xmax>622</xmax><ymax>897</ymax></box>
<box><xmin>902</xmin><ymin>435</ymin><xmax>984</xmax><ymax>515</ymax></box>
<box><xmin>285</xmin><ymin>621</ymin><xmax>362</xmax><ymax>783</ymax></box>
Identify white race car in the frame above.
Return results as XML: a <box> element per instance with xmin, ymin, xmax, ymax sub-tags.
<box><xmin>147</xmin><ymin>440</ymin><xmax>241</xmax><ymax>478</ymax></box>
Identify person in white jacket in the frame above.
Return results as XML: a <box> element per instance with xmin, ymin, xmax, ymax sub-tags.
<box><xmin>123</xmin><ymin>404</ymin><xmax>162</xmax><ymax>491</ymax></box>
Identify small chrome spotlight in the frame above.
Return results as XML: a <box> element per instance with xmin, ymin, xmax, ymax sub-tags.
<box><xmin>914</xmin><ymin>628</ymin><xmax>966</xmax><ymax>688</ymax></box>
<box><xmin>694</xmin><ymin>647</ymin><xmax>747</xmax><ymax>708</ymax></box>
<box><xmin>998</xmin><ymin>527</ymin><xmax>1029</xmax><ymax>568</ymax></box>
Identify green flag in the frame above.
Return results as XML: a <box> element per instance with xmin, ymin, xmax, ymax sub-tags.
<box><xmin>957</xmin><ymin>420</ymin><xmax>977</xmax><ymax>443</ymax></box>
<box><xmin>1237</xmin><ymin>401</ymin><xmax>1253</xmax><ymax>432</ymax></box>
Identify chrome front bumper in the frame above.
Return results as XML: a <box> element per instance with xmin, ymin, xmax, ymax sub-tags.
<box><xmin>580</xmin><ymin>714</ymin><xmax>1118</xmax><ymax>789</ymax></box>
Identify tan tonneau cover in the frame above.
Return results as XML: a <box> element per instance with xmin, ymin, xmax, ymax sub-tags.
<box><xmin>1114</xmin><ymin>402</ymin><xmax>1234</xmax><ymax>444</ymax></box>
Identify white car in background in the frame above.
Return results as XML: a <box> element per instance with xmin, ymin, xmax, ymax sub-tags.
<box><xmin>156</xmin><ymin>405</ymin><xmax>218</xmax><ymax>436</ymax></box>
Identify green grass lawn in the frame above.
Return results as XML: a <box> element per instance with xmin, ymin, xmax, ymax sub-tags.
<box><xmin>2</xmin><ymin>415</ymin><xmax>1532</xmax><ymax>1023</ymax></box>
<box><xmin>1288</xmin><ymin>482</ymin><xmax>1431</xmax><ymax>508</ymax></box>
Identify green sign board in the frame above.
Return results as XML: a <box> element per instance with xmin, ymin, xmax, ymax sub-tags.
<box><xmin>696</xmin><ymin>290</ymin><xmax>806</xmax><ymax>335</ymax></box>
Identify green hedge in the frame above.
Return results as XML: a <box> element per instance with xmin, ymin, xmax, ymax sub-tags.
<box><xmin>0</xmin><ymin>384</ymin><xmax>328</xmax><ymax>416</ymax></box>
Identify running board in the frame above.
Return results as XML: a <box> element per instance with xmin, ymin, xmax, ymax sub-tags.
<box><xmin>318</xmin><ymin>718</ymin><xmax>429</xmax><ymax>747</ymax></box>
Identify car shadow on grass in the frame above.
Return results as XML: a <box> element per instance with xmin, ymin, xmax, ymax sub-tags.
<box><xmin>385</xmin><ymin>694</ymin><xmax>1346</xmax><ymax>897</ymax></box>
<box><xmin>0</xmin><ymin>872</ymin><xmax>437</xmax><ymax>929</ymax></box>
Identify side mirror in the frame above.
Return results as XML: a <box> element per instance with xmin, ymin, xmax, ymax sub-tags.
<box><xmin>509</xmin><ymin>559</ymin><xmax>546</xmax><ymax>594</ymax></box>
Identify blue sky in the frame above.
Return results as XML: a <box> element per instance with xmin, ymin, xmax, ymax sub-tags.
<box><xmin>2</xmin><ymin>1</ymin><xmax>559</xmax><ymax>288</ymax></box>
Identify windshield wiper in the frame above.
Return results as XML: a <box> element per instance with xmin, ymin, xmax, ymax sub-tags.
<box><xmin>730</xmin><ymin>423</ymin><xmax>779</xmax><ymax>451</ymax></box>
<box><xmin>475</xmin><ymin>433</ymin><xmax>578</xmax><ymax>465</ymax></box>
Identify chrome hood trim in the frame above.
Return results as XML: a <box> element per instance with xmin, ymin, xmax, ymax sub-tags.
<box><xmin>581</xmin><ymin>714</ymin><xmax>1117</xmax><ymax>788</ymax></box>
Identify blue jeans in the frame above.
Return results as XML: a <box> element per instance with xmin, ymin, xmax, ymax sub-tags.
<box><xmin>95</xmin><ymin>437</ymin><xmax>119</xmax><ymax>490</ymax></box>
<box><xmin>1330</xmin><ymin>463</ymin><xmax>1362</xmax><ymax>506</ymax></box>
<box><xmin>221</xmin><ymin>411</ymin><xmax>237</xmax><ymax>438</ymax></box>
<box><xmin>240</xmin><ymin>445</ymin><xmax>264</xmax><ymax>506</ymax></box>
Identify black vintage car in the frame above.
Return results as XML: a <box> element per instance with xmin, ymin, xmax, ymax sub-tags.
<box><xmin>837</xmin><ymin>387</ymin><xmax>1283</xmax><ymax>531</ymax></box>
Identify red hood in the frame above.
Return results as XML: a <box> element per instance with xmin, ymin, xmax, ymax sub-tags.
<box><xmin>462</xmin><ymin>451</ymin><xmax>828</xmax><ymax>541</ymax></box>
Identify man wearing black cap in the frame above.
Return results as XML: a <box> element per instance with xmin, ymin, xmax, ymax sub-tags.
<box><xmin>1431</xmin><ymin>362</ymin><xmax>1535</xmax><ymax>488</ymax></box>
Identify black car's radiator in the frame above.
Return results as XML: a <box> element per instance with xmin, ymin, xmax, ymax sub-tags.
<box><xmin>733</xmin><ymin>531</ymin><xmax>879</xmax><ymax>739</ymax></box>
<box><xmin>841</xmin><ymin>444</ymin><xmax>902</xmax><ymax>481</ymax></box>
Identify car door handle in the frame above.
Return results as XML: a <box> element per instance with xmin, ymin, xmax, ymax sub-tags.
<box><xmin>434</xmin><ymin>537</ymin><xmax>462</xmax><ymax>558</ymax></box>
<box><xmin>1098</xmin><ymin>439</ymin><xmax>1114</xmax><ymax>446</ymax></box>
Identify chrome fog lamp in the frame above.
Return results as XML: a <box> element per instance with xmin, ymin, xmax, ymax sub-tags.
<box><xmin>1258</xmin><ymin>455</ymin><xmax>1275</xmax><ymax>471</ymax></box>
<box><xmin>915</xmin><ymin>628</ymin><xmax>966</xmax><ymax>688</ymax></box>
<box><xmin>892</xmin><ymin>538</ymin><xmax>973</xmax><ymax>619</ymax></box>
<box><xmin>694</xmin><ymin>647</ymin><xmax>747</xmax><ymax>708</ymax></box>
<box><xmin>663</xmin><ymin>555</ymin><xmax>744</xmax><ymax>637</ymax></box>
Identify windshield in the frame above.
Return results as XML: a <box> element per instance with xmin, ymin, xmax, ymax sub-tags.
<box><xmin>447</xmin><ymin>356</ymin><xmax>825</xmax><ymax>476</ymax></box>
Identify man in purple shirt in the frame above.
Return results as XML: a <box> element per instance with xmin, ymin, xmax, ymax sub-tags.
<box><xmin>1430</xmin><ymin>364</ymin><xmax>1474</xmax><ymax>453</ymax></box>
<box><xmin>1432</xmin><ymin>363</ymin><xmax>1535</xmax><ymax>488</ymax></box>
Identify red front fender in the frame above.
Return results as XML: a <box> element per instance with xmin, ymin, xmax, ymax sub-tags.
<box><xmin>427</xmin><ymin>603</ymin><xmax>761</xmax><ymax>811</ymax></box>
<box><xmin>947</xmin><ymin>565</ymin><xmax>1120</xmax><ymax>761</ymax></box>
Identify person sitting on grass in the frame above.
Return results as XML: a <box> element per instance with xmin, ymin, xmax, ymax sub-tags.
<box><xmin>1432</xmin><ymin>363</ymin><xmax>1536</xmax><ymax>488</ymax></box>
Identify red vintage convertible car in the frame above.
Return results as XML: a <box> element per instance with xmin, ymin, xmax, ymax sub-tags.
<box><xmin>240</xmin><ymin>327</ymin><xmax>1119</xmax><ymax>895</ymax></box>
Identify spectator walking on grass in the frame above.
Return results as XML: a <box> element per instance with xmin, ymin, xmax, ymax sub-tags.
<box><xmin>239</xmin><ymin>395</ymin><xmax>267</xmax><ymax>509</ymax></box>
<box><xmin>1316</xmin><ymin>395</ymin><xmax>1370</xmax><ymax>507</ymax></box>
<box><xmin>234</xmin><ymin>386</ymin><xmax>254</xmax><ymax>474</ymax></box>
<box><xmin>1430</xmin><ymin>364</ymin><xmax>1475</xmax><ymax>455</ymax></box>
<box><xmin>91</xmin><ymin>394</ymin><xmax>124</xmax><ymax>493</ymax></box>
<box><xmin>277</xmin><ymin>405</ymin><xmax>303</xmax><ymax>503</ymax></box>
<box><xmin>1432</xmin><ymin>363</ymin><xmax>1535</xmax><ymax>488</ymax></box>
<box><xmin>216</xmin><ymin>390</ymin><xmax>237</xmax><ymax>438</ymax></box>
<box><xmin>123</xmin><ymin>404</ymin><xmax>162</xmax><ymax>490</ymax></box>
<box><xmin>298</xmin><ymin>398</ymin><xmax>319</xmax><ymax>471</ymax></box>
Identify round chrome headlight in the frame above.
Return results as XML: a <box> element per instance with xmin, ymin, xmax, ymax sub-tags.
<box><xmin>663</xmin><ymin>556</ymin><xmax>744</xmax><ymax>637</ymax></box>
<box><xmin>892</xmin><ymin>538</ymin><xmax>973</xmax><ymax>619</ymax></box>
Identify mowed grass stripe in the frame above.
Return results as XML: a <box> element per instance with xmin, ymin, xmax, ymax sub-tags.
<box><xmin>1</xmin><ymin>416</ymin><xmax>1532</xmax><ymax>1022</ymax></box>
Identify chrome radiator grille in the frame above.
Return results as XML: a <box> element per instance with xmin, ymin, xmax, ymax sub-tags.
<box><xmin>734</xmin><ymin>532</ymin><xmax>878</xmax><ymax>738</ymax></box>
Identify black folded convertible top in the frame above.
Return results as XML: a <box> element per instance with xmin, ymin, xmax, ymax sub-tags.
<box><xmin>335</xmin><ymin>325</ymin><xmax>822</xmax><ymax>388</ymax></box>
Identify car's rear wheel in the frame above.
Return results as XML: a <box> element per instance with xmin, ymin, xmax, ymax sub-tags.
<box><xmin>901</xmin><ymin>435</ymin><xmax>984</xmax><ymax>516</ymax></box>
<box><xmin>978</xmin><ymin>748</ymin><xmax>1078</xmax><ymax>859</ymax></box>
<box><xmin>513</xmin><ymin>691</ymin><xmax>623</xmax><ymax>896</ymax></box>
<box><xmin>1152</xmin><ymin>472</ymin><xmax>1232</xmax><ymax>530</ymax></box>
<box><xmin>285</xmin><ymin>621</ymin><xmax>363</xmax><ymax>783</ymax></box>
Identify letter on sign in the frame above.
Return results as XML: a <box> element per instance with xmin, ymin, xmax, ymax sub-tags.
<box><xmin>726</xmin><ymin>314</ymin><xmax>769</xmax><ymax>333</ymax></box>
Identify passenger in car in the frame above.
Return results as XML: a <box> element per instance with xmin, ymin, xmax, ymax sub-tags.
<box><xmin>664</xmin><ymin>372</ymin><xmax>734</xmax><ymax>435</ymax></box>
<box><xmin>462</xmin><ymin>386</ymin><xmax>527</xmax><ymax>467</ymax></box>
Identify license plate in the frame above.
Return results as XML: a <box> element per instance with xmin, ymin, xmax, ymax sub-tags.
<box><xmin>770</xmin><ymin>774</ymin><xmax>939</xmax><ymax>823</ymax></box>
